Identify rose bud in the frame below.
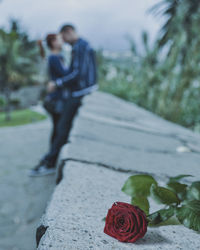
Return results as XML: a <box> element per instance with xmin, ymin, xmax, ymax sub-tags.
<box><xmin>104</xmin><ymin>202</ymin><xmax>148</xmax><ymax>243</ymax></box>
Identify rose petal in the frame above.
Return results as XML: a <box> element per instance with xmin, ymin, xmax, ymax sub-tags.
<box><xmin>104</xmin><ymin>202</ymin><xmax>148</xmax><ymax>243</ymax></box>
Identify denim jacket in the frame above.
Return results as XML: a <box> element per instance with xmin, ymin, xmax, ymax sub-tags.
<box><xmin>55</xmin><ymin>38</ymin><xmax>98</xmax><ymax>97</ymax></box>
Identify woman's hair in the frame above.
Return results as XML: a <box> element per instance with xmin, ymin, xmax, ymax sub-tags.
<box><xmin>37</xmin><ymin>33</ymin><xmax>57</xmax><ymax>58</ymax></box>
<box><xmin>46</xmin><ymin>34</ymin><xmax>57</xmax><ymax>49</ymax></box>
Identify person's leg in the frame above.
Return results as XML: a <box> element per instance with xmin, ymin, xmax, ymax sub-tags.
<box><xmin>50</xmin><ymin>113</ymin><xmax>60</xmax><ymax>144</ymax></box>
<box><xmin>29</xmin><ymin>96</ymin><xmax>82</xmax><ymax>176</ymax></box>
<box><xmin>28</xmin><ymin>112</ymin><xmax>61</xmax><ymax>176</ymax></box>
<box><xmin>44</xmin><ymin>96</ymin><xmax>82</xmax><ymax>167</ymax></box>
<box><xmin>38</xmin><ymin>113</ymin><xmax>60</xmax><ymax>165</ymax></box>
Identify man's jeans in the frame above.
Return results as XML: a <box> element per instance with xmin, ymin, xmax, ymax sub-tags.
<box><xmin>44</xmin><ymin>96</ymin><xmax>82</xmax><ymax>168</ymax></box>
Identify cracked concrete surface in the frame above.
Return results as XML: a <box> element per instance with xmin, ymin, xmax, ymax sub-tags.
<box><xmin>39</xmin><ymin>162</ymin><xmax>200</xmax><ymax>250</ymax></box>
<box><xmin>38</xmin><ymin>92</ymin><xmax>200</xmax><ymax>249</ymax></box>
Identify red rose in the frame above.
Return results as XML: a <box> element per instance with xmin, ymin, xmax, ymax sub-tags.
<box><xmin>104</xmin><ymin>202</ymin><xmax>148</xmax><ymax>243</ymax></box>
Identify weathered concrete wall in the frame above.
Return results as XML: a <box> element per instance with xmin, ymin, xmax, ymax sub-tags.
<box><xmin>37</xmin><ymin>91</ymin><xmax>200</xmax><ymax>250</ymax></box>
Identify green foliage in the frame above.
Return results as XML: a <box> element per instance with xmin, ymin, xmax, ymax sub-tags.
<box><xmin>150</xmin><ymin>184</ymin><xmax>180</xmax><ymax>205</ymax></box>
<box><xmin>169</xmin><ymin>175</ymin><xmax>193</xmax><ymax>183</ymax></box>
<box><xmin>0</xmin><ymin>20</ymin><xmax>41</xmax><ymax>121</ymax></box>
<box><xmin>0</xmin><ymin>20</ymin><xmax>40</xmax><ymax>91</ymax></box>
<box><xmin>121</xmin><ymin>174</ymin><xmax>156</xmax><ymax>215</ymax></box>
<box><xmin>167</xmin><ymin>175</ymin><xmax>192</xmax><ymax>200</ymax></box>
<box><xmin>131</xmin><ymin>196</ymin><xmax>150</xmax><ymax>215</ymax></box>
<box><xmin>148</xmin><ymin>207</ymin><xmax>175</xmax><ymax>226</ymax></box>
<box><xmin>98</xmin><ymin>0</ymin><xmax>200</xmax><ymax>130</ymax></box>
<box><xmin>167</xmin><ymin>182</ymin><xmax>188</xmax><ymax>200</ymax></box>
<box><xmin>121</xmin><ymin>175</ymin><xmax>157</xmax><ymax>197</ymax></box>
<box><xmin>187</xmin><ymin>182</ymin><xmax>200</xmax><ymax>200</ymax></box>
<box><xmin>0</xmin><ymin>97</ymin><xmax>5</xmax><ymax>107</ymax></box>
<box><xmin>0</xmin><ymin>109</ymin><xmax>46</xmax><ymax>127</ymax></box>
<box><xmin>10</xmin><ymin>98</ymin><xmax>20</xmax><ymax>107</ymax></box>
<box><xmin>176</xmin><ymin>200</ymin><xmax>200</xmax><ymax>231</ymax></box>
<box><xmin>122</xmin><ymin>174</ymin><xmax>200</xmax><ymax>232</ymax></box>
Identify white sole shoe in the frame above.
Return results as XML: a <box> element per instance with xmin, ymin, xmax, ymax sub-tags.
<box><xmin>28</xmin><ymin>166</ymin><xmax>56</xmax><ymax>177</ymax></box>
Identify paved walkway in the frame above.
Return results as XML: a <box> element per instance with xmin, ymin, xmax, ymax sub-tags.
<box><xmin>0</xmin><ymin>119</ymin><xmax>55</xmax><ymax>250</ymax></box>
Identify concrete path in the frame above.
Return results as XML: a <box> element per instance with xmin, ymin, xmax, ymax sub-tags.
<box><xmin>0</xmin><ymin>119</ymin><xmax>55</xmax><ymax>250</ymax></box>
<box><xmin>38</xmin><ymin>91</ymin><xmax>200</xmax><ymax>250</ymax></box>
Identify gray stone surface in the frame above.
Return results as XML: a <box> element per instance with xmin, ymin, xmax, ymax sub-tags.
<box><xmin>38</xmin><ymin>91</ymin><xmax>200</xmax><ymax>249</ymax></box>
<box><xmin>39</xmin><ymin>162</ymin><xmax>200</xmax><ymax>250</ymax></box>
<box><xmin>63</xmin><ymin>92</ymin><xmax>200</xmax><ymax>179</ymax></box>
<box><xmin>0</xmin><ymin>119</ymin><xmax>55</xmax><ymax>250</ymax></box>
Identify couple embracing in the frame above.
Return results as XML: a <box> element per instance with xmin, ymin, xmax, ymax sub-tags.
<box><xmin>29</xmin><ymin>24</ymin><xmax>97</xmax><ymax>177</ymax></box>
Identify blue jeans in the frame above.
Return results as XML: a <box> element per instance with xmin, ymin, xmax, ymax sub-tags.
<box><xmin>44</xmin><ymin>96</ymin><xmax>82</xmax><ymax>168</ymax></box>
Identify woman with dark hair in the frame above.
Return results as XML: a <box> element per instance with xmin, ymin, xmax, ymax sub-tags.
<box><xmin>29</xmin><ymin>34</ymin><xmax>69</xmax><ymax>176</ymax></box>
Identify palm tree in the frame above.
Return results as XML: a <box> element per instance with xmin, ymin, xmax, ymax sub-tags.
<box><xmin>151</xmin><ymin>0</ymin><xmax>200</xmax><ymax>47</ymax></box>
<box><xmin>150</xmin><ymin>0</ymin><xmax>200</xmax><ymax>123</ymax></box>
<box><xmin>0</xmin><ymin>20</ymin><xmax>39</xmax><ymax>121</ymax></box>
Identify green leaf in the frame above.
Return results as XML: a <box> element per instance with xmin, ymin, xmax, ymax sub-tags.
<box><xmin>187</xmin><ymin>182</ymin><xmax>200</xmax><ymax>200</ymax></box>
<box><xmin>176</xmin><ymin>200</ymin><xmax>200</xmax><ymax>232</ymax></box>
<box><xmin>167</xmin><ymin>182</ymin><xmax>188</xmax><ymax>200</ymax></box>
<box><xmin>148</xmin><ymin>207</ymin><xmax>175</xmax><ymax>226</ymax></box>
<box><xmin>131</xmin><ymin>196</ymin><xmax>150</xmax><ymax>215</ymax></box>
<box><xmin>122</xmin><ymin>175</ymin><xmax>157</xmax><ymax>197</ymax></box>
<box><xmin>169</xmin><ymin>175</ymin><xmax>193</xmax><ymax>183</ymax></box>
<box><xmin>150</xmin><ymin>184</ymin><xmax>180</xmax><ymax>205</ymax></box>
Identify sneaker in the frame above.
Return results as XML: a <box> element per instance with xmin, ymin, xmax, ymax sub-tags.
<box><xmin>29</xmin><ymin>164</ymin><xmax>56</xmax><ymax>177</ymax></box>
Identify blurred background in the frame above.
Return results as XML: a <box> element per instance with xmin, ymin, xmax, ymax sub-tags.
<box><xmin>1</xmin><ymin>0</ymin><xmax>200</xmax><ymax>249</ymax></box>
<box><xmin>0</xmin><ymin>0</ymin><xmax>159</xmax><ymax>51</ymax></box>
<box><xmin>1</xmin><ymin>0</ymin><xmax>200</xmax><ymax>130</ymax></box>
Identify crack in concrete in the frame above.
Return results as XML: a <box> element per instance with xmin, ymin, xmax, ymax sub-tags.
<box><xmin>56</xmin><ymin>157</ymin><xmax>195</xmax><ymax>188</ymax></box>
<box><xmin>81</xmin><ymin>113</ymin><xmax>180</xmax><ymax>139</ymax></box>
<box><xmin>56</xmin><ymin>157</ymin><xmax>170</xmax><ymax>185</ymax></box>
<box><xmin>36</xmin><ymin>225</ymin><xmax>49</xmax><ymax>248</ymax></box>
<box><xmin>72</xmin><ymin>134</ymin><xmax>178</xmax><ymax>155</ymax></box>
<box><xmin>80</xmin><ymin>114</ymin><xmax>200</xmax><ymax>155</ymax></box>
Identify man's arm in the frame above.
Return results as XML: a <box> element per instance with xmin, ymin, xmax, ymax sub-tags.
<box><xmin>55</xmin><ymin>47</ymin><xmax>80</xmax><ymax>88</ymax></box>
<box><xmin>49</xmin><ymin>56</ymin><xmax>69</xmax><ymax>76</ymax></box>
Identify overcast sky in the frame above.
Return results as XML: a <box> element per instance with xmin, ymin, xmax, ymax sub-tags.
<box><xmin>0</xmin><ymin>0</ymin><xmax>162</xmax><ymax>51</ymax></box>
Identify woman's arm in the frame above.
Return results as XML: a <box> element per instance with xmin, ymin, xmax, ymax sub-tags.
<box><xmin>49</xmin><ymin>55</ymin><xmax>69</xmax><ymax>77</ymax></box>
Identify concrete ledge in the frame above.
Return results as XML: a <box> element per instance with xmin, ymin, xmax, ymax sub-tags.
<box><xmin>38</xmin><ymin>162</ymin><xmax>199</xmax><ymax>250</ymax></box>
<box><xmin>37</xmin><ymin>92</ymin><xmax>200</xmax><ymax>249</ymax></box>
